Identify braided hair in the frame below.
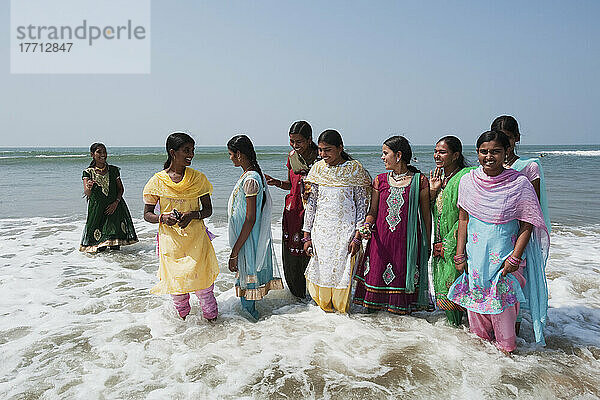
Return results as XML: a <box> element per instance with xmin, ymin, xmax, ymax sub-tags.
<box><xmin>227</xmin><ymin>134</ymin><xmax>266</xmax><ymax>208</ymax></box>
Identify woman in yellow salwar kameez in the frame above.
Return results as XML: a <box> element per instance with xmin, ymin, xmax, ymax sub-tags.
<box><xmin>302</xmin><ymin>130</ymin><xmax>371</xmax><ymax>313</ymax></box>
<box><xmin>143</xmin><ymin>132</ymin><xmax>219</xmax><ymax>320</ymax></box>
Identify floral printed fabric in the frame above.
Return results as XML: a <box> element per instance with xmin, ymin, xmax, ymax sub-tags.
<box><xmin>447</xmin><ymin>216</ymin><xmax>525</xmax><ymax>314</ymax></box>
<box><xmin>385</xmin><ymin>187</ymin><xmax>405</xmax><ymax>231</ymax></box>
<box><xmin>303</xmin><ymin>183</ymin><xmax>368</xmax><ymax>288</ymax></box>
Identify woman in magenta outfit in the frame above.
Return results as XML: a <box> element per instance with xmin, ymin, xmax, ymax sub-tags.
<box><xmin>265</xmin><ymin>121</ymin><xmax>319</xmax><ymax>298</ymax></box>
<box><xmin>354</xmin><ymin>136</ymin><xmax>432</xmax><ymax>314</ymax></box>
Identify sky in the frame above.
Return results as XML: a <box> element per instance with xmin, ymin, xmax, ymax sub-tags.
<box><xmin>1</xmin><ymin>1</ymin><xmax>598</xmax><ymax>147</ymax></box>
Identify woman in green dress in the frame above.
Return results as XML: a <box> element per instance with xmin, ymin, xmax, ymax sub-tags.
<box><xmin>429</xmin><ymin>136</ymin><xmax>470</xmax><ymax>325</ymax></box>
<box><xmin>80</xmin><ymin>143</ymin><xmax>138</xmax><ymax>253</ymax></box>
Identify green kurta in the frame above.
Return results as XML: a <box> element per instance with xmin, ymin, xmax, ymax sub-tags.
<box><xmin>80</xmin><ymin>165</ymin><xmax>138</xmax><ymax>252</ymax></box>
<box><xmin>431</xmin><ymin>167</ymin><xmax>472</xmax><ymax>323</ymax></box>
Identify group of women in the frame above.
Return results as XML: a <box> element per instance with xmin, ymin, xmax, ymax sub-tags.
<box><xmin>80</xmin><ymin>115</ymin><xmax>550</xmax><ymax>352</ymax></box>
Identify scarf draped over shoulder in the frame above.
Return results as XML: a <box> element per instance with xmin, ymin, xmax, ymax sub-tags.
<box><xmin>305</xmin><ymin>159</ymin><xmax>371</xmax><ymax>188</ymax></box>
<box><xmin>458</xmin><ymin>166</ymin><xmax>549</xmax><ymax>345</ymax></box>
<box><xmin>143</xmin><ymin>167</ymin><xmax>213</xmax><ymax>200</ymax></box>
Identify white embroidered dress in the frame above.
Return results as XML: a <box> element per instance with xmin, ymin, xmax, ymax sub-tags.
<box><xmin>303</xmin><ymin>160</ymin><xmax>370</xmax><ymax>289</ymax></box>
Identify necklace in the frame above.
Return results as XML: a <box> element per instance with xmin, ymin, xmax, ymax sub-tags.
<box><xmin>441</xmin><ymin>168</ymin><xmax>458</xmax><ymax>188</ymax></box>
<box><xmin>94</xmin><ymin>164</ymin><xmax>107</xmax><ymax>173</ymax></box>
<box><xmin>390</xmin><ymin>170</ymin><xmax>410</xmax><ymax>181</ymax></box>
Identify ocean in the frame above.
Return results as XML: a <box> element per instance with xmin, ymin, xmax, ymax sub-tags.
<box><xmin>1</xmin><ymin>145</ymin><xmax>599</xmax><ymax>399</ymax></box>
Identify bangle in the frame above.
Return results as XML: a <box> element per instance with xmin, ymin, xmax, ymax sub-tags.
<box><xmin>358</xmin><ymin>224</ymin><xmax>372</xmax><ymax>236</ymax></box>
<box><xmin>229</xmin><ymin>255</ymin><xmax>238</xmax><ymax>260</ymax></box>
<box><xmin>453</xmin><ymin>254</ymin><xmax>467</xmax><ymax>264</ymax></box>
<box><xmin>277</xmin><ymin>180</ymin><xmax>282</xmax><ymax>188</ymax></box>
<box><xmin>506</xmin><ymin>255</ymin><xmax>521</xmax><ymax>267</ymax></box>
<box><xmin>158</xmin><ymin>214</ymin><xmax>164</xmax><ymax>224</ymax></box>
<box><xmin>301</xmin><ymin>237</ymin><xmax>311</xmax><ymax>243</ymax></box>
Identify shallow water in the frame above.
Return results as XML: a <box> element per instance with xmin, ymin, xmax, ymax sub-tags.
<box><xmin>1</xmin><ymin>145</ymin><xmax>600</xmax><ymax>399</ymax></box>
<box><xmin>1</xmin><ymin>216</ymin><xmax>600</xmax><ymax>399</ymax></box>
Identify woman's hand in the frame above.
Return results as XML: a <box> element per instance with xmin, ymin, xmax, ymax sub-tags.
<box><xmin>264</xmin><ymin>174</ymin><xmax>278</xmax><ymax>187</ymax></box>
<box><xmin>358</xmin><ymin>223</ymin><xmax>372</xmax><ymax>240</ymax></box>
<box><xmin>348</xmin><ymin>237</ymin><xmax>361</xmax><ymax>256</ymax></box>
<box><xmin>303</xmin><ymin>240</ymin><xmax>313</xmax><ymax>256</ymax></box>
<box><xmin>501</xmin><ymin>259</ymin><xmax>519</xmax><ymax>277</ymax></box>
<box><xmin>85</xmin><ymin>179</ymin><xmax>95</xmax><ymax>191</ymax></box>
<box><xmin>228</xmin><ymin>255</ymin><xmax>239</xmax><ymax>272</ymax></box>
<box><xmin>178</xmin><ymin>212</ymin><xmax>195</xmax><ymax>229</ymax></box>
<box><xmin>162</xmin><ymin>213</ymin><xmax>178</xmax><ymax>226</ymax></box>
<box><xmin>455</xmin><ymin>261</ymin><xmax>467</xmax><ymax>274</ymax></box>
<box><xmin>433</xmin><ymin>242</ymin><xmax>444</xmax><ymax>258</ymax></box>
<box><xmin>429</xmin><ymin>168</ymin><xmax>442</xmax><ymax>194</ymax></box>
<box><xmin>105</xmin><ymin>200</ymin><xmax>119</xmax><ymax>215</ymax></box>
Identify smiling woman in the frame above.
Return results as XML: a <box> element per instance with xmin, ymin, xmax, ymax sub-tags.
<box><xmin>447</xmin><ymin>130</ymin><xmax>550</xmax><ymax>352</ymax></box>
<box><xmin>302</xmin><ymin>130</ymin><xmax>371</xmax><ymax>313</ymax></box>
<box><xmin>80</xmin><ymin>142</ymin><xmax>138</xmax><ymax>253</ymax></box>
<box><xmin>264</xmin><ymin>121</ymin><xmax>320</xmax><ymax>299</ymax></box>
<box><xmin>142</xmin><ymin>132</ymin><xmax>220</xmax><ymax>321</ymax></box>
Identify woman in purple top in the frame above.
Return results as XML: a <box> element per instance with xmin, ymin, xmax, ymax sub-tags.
<box><xmin>354</xmin><ymin>136</ymin><xmax>432</xmax><ymax>314</ymax></box>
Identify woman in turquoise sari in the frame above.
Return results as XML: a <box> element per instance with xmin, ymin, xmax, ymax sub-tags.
<box><xmin>491</xmin><ymin>115</ymin><xmax>550</xmax><ymax>231</ymax></box>
<box><xmin>227</xmin><ymin>135</ymin><xmax>283</xmax><ymax>320</ymax></box>
<box><xmin>491</xmin><ymin>116</ymin><xmax>551</xmax><ymax>334</ymax></box>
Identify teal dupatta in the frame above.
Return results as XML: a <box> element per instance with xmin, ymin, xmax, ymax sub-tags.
<box><xmin>512</xmin><ymin>158</ymin><xmax>551</xmax><ymax>233</ymax></box>
<box><xmin>404</xmin><ymin>173</ymin><xmax>431</xmax><ymax>307</ymax></box>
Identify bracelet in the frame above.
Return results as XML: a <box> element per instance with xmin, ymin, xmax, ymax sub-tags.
<box><xmin>357</xmin><ymin>223</ymin><xmax>372</xmax><ymax>236</ymax></box>
<box><xmin>506</xmin><ymin>255</ymin><xmax>521</xmax><ymax>267</ymax></box>
<box><xmin>453</xmin><ymin>254</ymin><xmax>467</xmax><ymax>264</ymax></box>
<box><xmin>301</xmin><ymin>237</ymin><xmax>312</xmax><ymax>243</ymax></box>
<box><xmin>229</xmin><ymin>255</ymin><xmax>238</xmax><ymax>260</ymax></box>
<box><xmin>158</xmin><ymin>214</ymin><xmax>164</xmax><ymax>224</ymax></box>
<box><xmin>352</xmin><ymin>237</ymin><xmax>361</xmax><ymax>245</ymax></box>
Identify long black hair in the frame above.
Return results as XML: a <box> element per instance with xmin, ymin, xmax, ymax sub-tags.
<box><xmin>227</xmin><ymin>134</ymin><xmax>266</xmax><ymax>208</ymax></box>
<box><xmin>383</xmin><ymin>135</ymin><xmax>419</xmax><ymax>173</ymax></box>
<box><xmin>227</xmin><ymin>135</ymin><xmax>265</xmax><ymax>179</ymax></box>
<box><xmin>476</xmin><ymin>130</ymin><xmax>511</xmax><ymax>150</ymax></box>
<box><xmin>437</xmin><ymin>135</ymin><xmax>469</xmax><ymax>170</ymax></box>
<box><xmin>289</xmin><ymin>120</ymin><xmax>318</xmax><ymax>151</ymax></box>
<box><xmin>317</xmin><ymin>129</ymin><xmax>352</xmax><ymax>161</ymax></box>
<box><xmin>491</xmin><ymin>115</ymin><xmax>520</xmax><ymax>140</ymax></box>
<box><xmin>88</xmin><ymin>142</ymin><xmax>106</xmax><ymax>168</ymax></box>
<box><xmin>164</xmin><ymin>132</ymin><xmax>195</xmax><ymax>169</ymax></box>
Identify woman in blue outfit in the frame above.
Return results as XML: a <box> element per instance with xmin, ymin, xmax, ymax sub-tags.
<box><xmin>227</xmin><ymin>135</ymin><xmax>283</xmax><ymax>320</ymax></box>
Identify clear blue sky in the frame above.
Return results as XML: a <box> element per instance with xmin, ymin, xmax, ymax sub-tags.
<box><xmin>1</xmin><ymin>1</ymin><xmax>598</xmax><ymax>146</ymax></box>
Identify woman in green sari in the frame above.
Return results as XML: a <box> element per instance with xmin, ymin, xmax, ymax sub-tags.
<box><xmin>80</xmin><ymin>143</ymin><xmax>138</xmax><ymax>253</ymax></box>
<box><xmin>429</xmin><ymin>136</ymin><xmax>470</xmax><ymax>325</ymax></box>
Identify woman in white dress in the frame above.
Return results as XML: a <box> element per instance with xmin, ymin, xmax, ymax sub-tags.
<box><xmin>302</xmin><ymin>130</ymin><xmax>371</xmax><ymax>312</ymax></box>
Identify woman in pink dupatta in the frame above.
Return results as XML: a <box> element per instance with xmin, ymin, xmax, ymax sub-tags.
<box><xmin>447</xmin><ymin>131</ymin><xmax>549</xmax><ymax>352</ymax></box>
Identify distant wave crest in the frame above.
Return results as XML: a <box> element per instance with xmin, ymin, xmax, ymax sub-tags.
<box><xmin>542</xmin><ymin>150</ymin><xmax>600</xmax><ymax>157</ymax></box>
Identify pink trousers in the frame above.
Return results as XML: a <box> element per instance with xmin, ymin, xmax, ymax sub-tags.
<box><xmin>468</xmin><ymin>270</ymin><xmax>526</xmax><ymax>352</ymax></box>
<box><xmin>172</xmin><ymin>284</ymin><xmax>218</xmax><ymax>320</ymax></box>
